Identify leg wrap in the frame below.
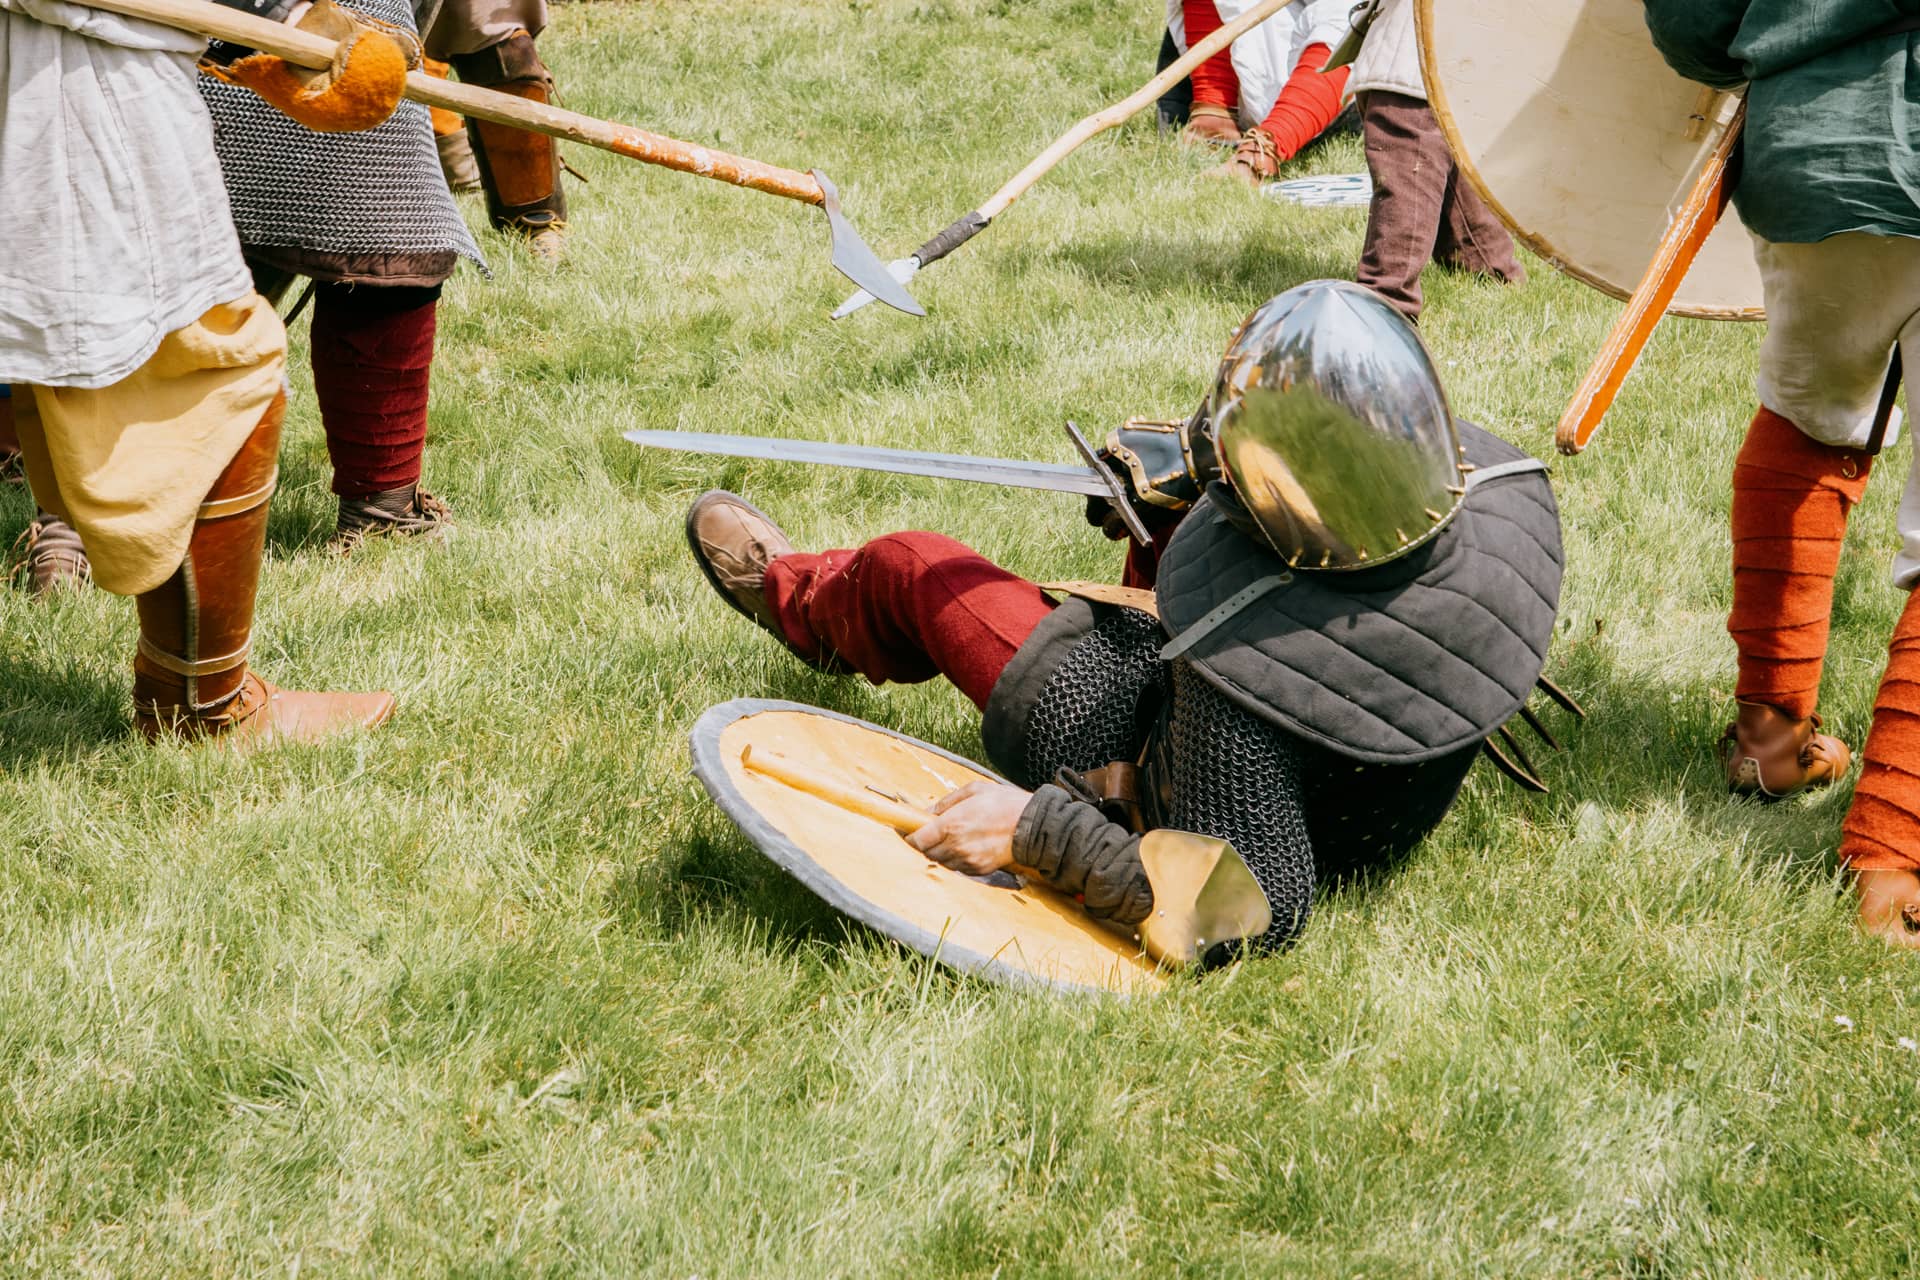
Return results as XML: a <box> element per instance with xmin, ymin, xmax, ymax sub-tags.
<box><xmin>132</xmin><ymin>393</ymin><xmax>283</xmax><ymax>729</ymax></box>
<box><xmin>1842</xmin><ymin>589</ymin><xmax>1920</xmax><ymax>871</ymax></box>
<box><xmin>1728</xmin><ymin>406</ymin><xmax>1873</xmax><ymax>720</ymax></box>
<box><xmin>451</xmin><ymin>31</ymin><xmax>566</xmax><ymax>232</ymax></box>
<box><xmin>310</xmin><ymin>283</ymin><xmax>439</xmax><ymax>498</ymax></box>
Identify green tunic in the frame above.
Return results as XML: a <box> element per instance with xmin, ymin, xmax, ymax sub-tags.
<box><xmin>1641</xmin><ymin>1</ymin><xmax>1920</xmax><ymax>244</ymax></box>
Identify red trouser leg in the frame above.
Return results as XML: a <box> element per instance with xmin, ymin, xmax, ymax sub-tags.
<box><xmin>1728</xmin><ymin>407</ymin><xmax>1873</xmax><ymax>720</ymax></box>
<box><xmin>310</xmin><ymin>283</ymin><xmax>440</xmax><ymax>498</ymax></box>
<box><xmin>1843</xmin><ymin>590</ymin><xmax>1920</xmax><ymax>871</ymax></box>
<box><xmin>1182</xmin><ymin>0</ymin><xmax>1239</xmax><ymax>110</ymax></box>
<box><xmin>763</xmin><ymin>532</ymin><xmax>1056</xmax><ymax>711</ymax></box>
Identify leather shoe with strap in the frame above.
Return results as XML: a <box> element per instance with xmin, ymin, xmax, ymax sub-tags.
<box><xmin>1203</xmin><ymin>126</ymin><xmax>1279</xmax><ymax>185</ymax></box>
<box><xmin>11</xmin><ymin>510</ymin><xmax>90</xmax><ymax>596</ymax></box>
<box><xmin>1721</xmin><ymin>700</ymin><xmax>1851</xmax><ymax>798</ymax></box>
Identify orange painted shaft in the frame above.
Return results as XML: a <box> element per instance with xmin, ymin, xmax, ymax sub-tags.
<box><xmin>1555</xmin><ymin>100</ymin><xmax>1746</xmax><ymax>456</ymax></box>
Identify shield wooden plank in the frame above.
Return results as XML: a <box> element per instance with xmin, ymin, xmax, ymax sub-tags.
<box><xmin>1417</xmin><ymin>0</ymin><xmax>1763</xmax><ymax>320</ymax></box>
<box><xmin>689</xmin><ymin>699</ymin><xmax>1164</xmax><ymax>996</ymax></box>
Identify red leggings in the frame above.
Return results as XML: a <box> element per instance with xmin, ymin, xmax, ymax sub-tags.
<box><xmin>763</xmin><ymin>532</ymin><xmax>1056</xmax><ymax>710</ymax></box>
<box><xmin>310</xmin><ymin>283</ymin><xmax>439</xmax><ymax>498</ymax></box>
<box><xmin>1182</xmin><ymin>1</ymin><xmax>1348</xmax><ymax>158</ymax></box>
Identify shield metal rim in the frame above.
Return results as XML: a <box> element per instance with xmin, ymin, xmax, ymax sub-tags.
<box><xmin>689</xmin><ymin>698</ymin><xmax>1161</xmax><ymax>997</ymax></box>
<box><xmin>1414</xmin><ymin>0</ymin><xmax>1764</xmax><ymax>323</ymax></box>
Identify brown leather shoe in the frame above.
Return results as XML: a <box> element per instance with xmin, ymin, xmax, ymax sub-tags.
<box><xmin>1181</xmin><ymin>103</ymin><xmax>1242</xmax><ymax>147</ymax></box>
<box><xmin>686</xmin><ymin>489</ymin><xmax>794</xmax><ymax>634</ymax></box>
<box><xmin>1203</xmin><ymin>127</ymin><xmax>1279</xmax><ymax>185</ymax></box>
<box><xmin>134</xmin><ymin>392</ymin><xmax>395</xmax><ymax>748</ymax></box>
<box><xmin>11</xmin><ymin>510</ymin><xmax>90</xmax><ymax>596</ymax></box>
<box><xmin>334</xmin><ymin>483</ymin><xmax>453</xmax><ymax>553</ymax></box>
<box><xmin>1721</xmin><ymin>701</ymin><xmax>1852</xmax><ymax>798</ymax></box>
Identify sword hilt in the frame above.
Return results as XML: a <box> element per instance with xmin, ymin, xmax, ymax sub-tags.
<box><xmin>1065</xmin><ymin>420</ymin><xmax>1152</xmax><ymax>547</ymax></box>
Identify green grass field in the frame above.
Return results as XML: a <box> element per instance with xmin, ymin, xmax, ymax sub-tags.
<box><xmin>6</xmin><ymin>0</ymin><xmax>1920</xmax><ymax>1273</ymax></box>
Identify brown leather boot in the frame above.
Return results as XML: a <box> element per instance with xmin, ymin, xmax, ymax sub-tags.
<box><xmin>1180</xmin><ymin>103</ymin><xmax>1242</xmax><ymax>147</ymax></box>
<box><xmin>1721</xmin><ymin>700</ymin><xmax>1852</xmax><ymax>798</ymax></box>
<box><xmin>452</xmin><ymin>31</ymin><xmax>567</xmax><ymax>262</ymax></box>
<box><xmin>684</xmin><ymin>488</ymin><xmax>851</xmax><ymax>675</ymax></box>
<box><xmin>133</xmin><ymin>392</ymin><xmax>395</xmax><ymax>746</ymax></box>
<box><xmin>0</xmin><ymin>390</ymin><xmax>22</xmax><ymax>485</ymax></box>
<box><xmin>333</xmin><ymin>483</ymin><xmax>453</xmax><ymax>553</ymax></box>
<box><xmin>11</xmin><ymin>509</ymin><xmax>90</xmax><ymax>595</ymax></box>
<box><xmin>686</xmin><ymin>489</ymin><xmax>793</xmax><ymax>635</ymax></box>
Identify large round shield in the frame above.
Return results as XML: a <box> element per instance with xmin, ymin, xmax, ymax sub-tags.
<box><xmin>689</xmin><ymin>699</ymin><xmax>1164</xmax><ymax>996</ymax></box>
<box><xmin>1416</xmin><ymin>0</ymin><xmax>1763</xmax><ymax>320</ymax></box>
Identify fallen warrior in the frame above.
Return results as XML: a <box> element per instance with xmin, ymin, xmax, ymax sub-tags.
<box><xmin>685</xmin><ymin>281</ymin><xmax>1571</xmax><ymax>959</ymax></box>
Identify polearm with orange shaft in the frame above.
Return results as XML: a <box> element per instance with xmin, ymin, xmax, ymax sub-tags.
<box><xmin>1554</xmin><ymin>96</ymin><xmax>1745</xmax><ymax>455</ymax></box>
<box><xmin>71</xmin><ymin>0</ymin><xmax>925</xmax><ymax>316</ymax></box>
<box><xmin>832</xmin><ymin>0</ymin><xmax>1303</xmax><ymax>319</ymax></box>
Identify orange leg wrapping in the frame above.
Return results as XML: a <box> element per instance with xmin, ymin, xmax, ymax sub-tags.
<box><xmin>1728</xmin><ymin>407</ymin><xmax>1873</xmax><ymax>721</ymax></box>
<box><xmin>1842</xmin><ymin>590</ymin><xmax>1920</xmax><ymax>872</ymax></box>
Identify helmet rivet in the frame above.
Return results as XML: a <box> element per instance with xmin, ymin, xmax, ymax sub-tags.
<box><xmin>1424</xmin><ymin>507</ymin><xmax>1444</xmax><ymax>522</ymax></box>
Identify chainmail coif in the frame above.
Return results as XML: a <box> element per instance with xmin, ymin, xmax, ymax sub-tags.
<box><xmin>1167</xmin><ymin>662</ymin><xmax>1315</xmax><ymax>950</ymax></box>
<box><xmin>1020</xmin><ymin>606</ymin><xmax>1167</xmax><ymax>788</ymax></box>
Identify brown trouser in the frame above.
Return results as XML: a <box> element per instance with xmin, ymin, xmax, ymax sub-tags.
<box><xmin>1355</xmin><ymin>90</ymin><xmax>1523</xmax><ymax>321</ymax></box>
<box><xmin>423</xmin><ymin>0</ymin><xmax>546</xmax><ymax>59</ymax></box>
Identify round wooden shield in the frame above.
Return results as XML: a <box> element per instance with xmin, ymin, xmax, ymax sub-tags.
<box><xmin>689</xmin><ymin>699</ymin><xmax>1164</xmax><ymax>996</ymax></box>
<box><xmin>1416</xmin><ymin>0</ymin><xmax>1764</xmax><ymax>320</ymax></box>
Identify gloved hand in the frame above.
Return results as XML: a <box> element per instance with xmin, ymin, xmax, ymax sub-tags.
<box><xmin>1083</xmin><ymin>403</ymin><xmax>1218</xmax><ymax>541</ymax></box>
<box><xmin>203</xmin><ymin>0</ymin><xmax>421</xmax><ymax>134</ymax></box>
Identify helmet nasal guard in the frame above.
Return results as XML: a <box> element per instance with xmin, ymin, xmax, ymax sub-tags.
<box><xmin>1209</xmin><ymin>281</ymin><xmax>1465</xmax><ymax>571</ymax></box>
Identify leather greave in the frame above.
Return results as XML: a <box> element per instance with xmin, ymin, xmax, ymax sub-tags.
<box><xmin>452</xmin><ymin>31</ymin><xmax>566</xmax><ymax>231</ymax></box>
<box><xmin>133</xmin><ymin>392</ymin><xmax>284</xmax><ymax>729</ymax></box>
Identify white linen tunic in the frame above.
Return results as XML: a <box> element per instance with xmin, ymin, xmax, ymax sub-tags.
<box><xmin>0</xmin><ymin>0</ymin><xmax>253</xmax><ymax>389</ymax></box>
<box><xmin>1164</xmin><ymin>0</ymin><xmax>1352</xmax><ymax>130</ymax></box>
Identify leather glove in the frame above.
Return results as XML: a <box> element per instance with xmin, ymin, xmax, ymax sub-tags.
<box><xmin>203</xmin><ymin>0</ymin><xmax>421</xmax><ymax>134</ymax></box>
<box><xmin>1083</xmin><ymin>400</ymin><xmax>1219</xmax><ymax>541</ymax></box>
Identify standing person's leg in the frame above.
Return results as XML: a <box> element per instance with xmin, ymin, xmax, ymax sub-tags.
<box><xmin>427</xmin><ymin>0</ymin><xmax>567</xmax><ymax>258</ymax></box>
<box><xmin>5</xmin><ymin>389</ymin><xmax>90</xmax><ymax>593</ymax></box>
<box><xmin>1842</xmin><ymin>302</ymin><xmax>1920</xmax><ymax>941</ymax></box>
<box><xmin>686</xmin><ymin>491</ymin><xmax>1055</xmax><ymax>711</ymax></box>
<box><xmin>11</xmin><ymin>296</ymin><xmax>395</xmax><ymax>744</ymax></box>
<box><xmin>1353</xmin><ymin>90</ymin><xmax>1453</xmax><ymax>320</ymax></box>
<box><xmin>308</xmin><ymin>282</ymin><xmax>452</xmax><ymax>549</ymax></box>
<box><xmin>1429</xmin><ymin>126</ymin><xmax>1525</xmax><ymax>284</ymax></box>
<box><xmin>1723</xmin><ymin>233</ymin><xmax>1918</xmax><ymax>795</ymax></box>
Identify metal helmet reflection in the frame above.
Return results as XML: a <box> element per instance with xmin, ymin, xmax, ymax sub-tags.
<box><xmin>1210</xmin><ymin>280</ymin><xmax>1463</xmax><ymax>571</ymax></box>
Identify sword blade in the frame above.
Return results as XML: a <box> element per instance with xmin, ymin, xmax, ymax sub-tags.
<box><xmin>624</xmin><ymin>429</ymin><xmax>1114</xmax><ymax>498</ymax></box>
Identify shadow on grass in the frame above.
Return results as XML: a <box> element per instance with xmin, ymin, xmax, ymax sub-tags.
<box><xmin>1015</xmin><ymin>227</ymin><xmax>1357</xmax><ymax>311</ymax></box>
<box><xmin>0</xmin><ymin>645</ymin><xmax>126</xmax><ymax>766</ymax></box>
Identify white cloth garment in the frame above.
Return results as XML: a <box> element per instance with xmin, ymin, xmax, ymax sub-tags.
<box><xmin>1347</xmin><ymin>0</ymin><xmax>1424</xmax><ymax>100</ymax></box>
<box><xmin>1752</xmin><ymin>231</ymin><xmax>1920</xmax><ymax>589</ymax></box>
<box><xmin>0</xmin><ymin>0</ymin><xmax>253</xmax><ymax>389</ymax></box>
<box><xmin>1165</xmin><ymin>0</ymin><xmax>1353</xmax><ymax>130</ymax></box>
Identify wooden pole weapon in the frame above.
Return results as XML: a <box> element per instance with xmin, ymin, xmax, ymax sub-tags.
<box><xmin>832</xmin><ymin>0</ymin><xmax>1303</xmax><ymax>318</ymax></box>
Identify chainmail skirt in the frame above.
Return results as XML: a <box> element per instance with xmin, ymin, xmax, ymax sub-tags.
<box><xmin>199</xmin><ymin>0</ymin><xmax>484</xmax><ymax>284</ymax></box>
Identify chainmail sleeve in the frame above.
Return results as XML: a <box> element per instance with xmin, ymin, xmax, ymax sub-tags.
<box><xmin>1014</xmin><ymin>606</ymin><xmax>1168</xmax><ymax>787</ymax></box>
<box><xmin>1166</xmin><ymin>663</ymin><xmax>1315</xmax><ymax>949</ymax></box>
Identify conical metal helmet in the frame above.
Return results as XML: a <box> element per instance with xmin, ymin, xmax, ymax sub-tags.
<box><xmin>1210</xmin><ymin>281</ymin><xmax>1465</xmax><ymax>571</ymax></box>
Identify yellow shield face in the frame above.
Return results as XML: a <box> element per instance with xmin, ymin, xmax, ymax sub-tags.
<box><xmin>690</xmin><ymin>699</ymin><xmax>1164</xmax><ymax>996</ymax></box>
<box><xmin>1417</xmin><ymin>0</ymin><xmax>1764</xmax><ymax>320</ymax></box>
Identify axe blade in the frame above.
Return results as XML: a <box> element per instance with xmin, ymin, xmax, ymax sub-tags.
<box><xmin>811</xmin><ymin>171</ymin><xmax>924</xmax><ymax>318</ymax></box>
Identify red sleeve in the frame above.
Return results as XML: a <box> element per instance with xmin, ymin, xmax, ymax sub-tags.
<box><xmin>1256</xmin><ymin>42</ymin><xmax>1350</xmax><ymax>160</ymax></box>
